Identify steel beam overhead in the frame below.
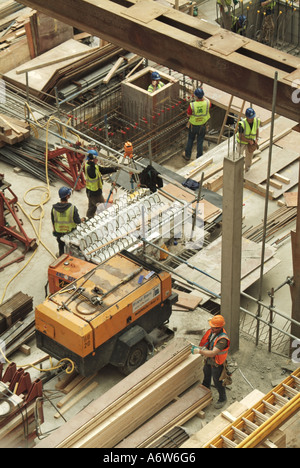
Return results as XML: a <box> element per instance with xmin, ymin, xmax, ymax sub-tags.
<box><xmin>18</xmin><ymin>0</ymin><xmax>299</xmax><ymax>121</ymax></box>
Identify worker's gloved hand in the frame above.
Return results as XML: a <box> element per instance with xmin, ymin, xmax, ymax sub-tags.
<box><xmin>191</xmin><ymin>345</ymin><xmax>199</xmax><ymax>355</ymax></box>
<box><xmin>233</xmin><ymin>0</ymin><xmax>239</xmax><ymax>4</ymax></box>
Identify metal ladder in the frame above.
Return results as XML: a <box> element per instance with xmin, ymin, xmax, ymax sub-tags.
<box><xmin>204</xmin><ymin>367</ymin><xmax>300</xmax><ymax>448</ymax></box>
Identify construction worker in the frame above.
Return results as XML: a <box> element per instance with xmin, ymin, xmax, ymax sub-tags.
<box><xmin>192</xmin><ymin>314</ymin><xmax>230</xmax><ymax>409</ymax></box>
<box><xmin>85</xmin><ymin>149</ymin><xmax>117</xmax><ymax>219</ymax></box>
<box><xmin>259</xmin><ymin>0</ymin><xmax>276</xmax><ymax>45</ymax></box>
<box><xmin>183</xmin><ymin>87</ymin><xmax>211</xmax><ymax>161</ymax></box>
<box><xmin>217</xmin><ymin>0</ymin><xmax>238</xmax><ymax>30</ymax></box>
<box><xmin>51</xmin><ymin>186</ymin><xmax>83</xmax><ymax>257</ymax></box>
<box><xmin>236</xmin><ymin>107</ymin><xmax>261</xmax><ymax>172</ymax></box>
<box><xmin>148</xmin><ymin>71</ymin><xmax>164</xmax><ymax>93</ymax></box>
<box><xmin>231</xmin><ymin>14</ymin><xmax>247</xmax><ymax>35</ymax></box>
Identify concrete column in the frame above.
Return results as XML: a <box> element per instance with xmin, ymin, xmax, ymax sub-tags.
<box><xmin>221</xmin><ymin>155</ymin><xmax>244</xmax><ymax>354</ymax></box>
<box><xmin>290</xmin><ymin>163</ymin><xmax>300</xmax><ymax>345</ymax></box>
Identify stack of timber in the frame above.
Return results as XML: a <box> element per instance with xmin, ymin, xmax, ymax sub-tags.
<box><xmin>35</xmin><ymin>338</ymin><xmax>205</xmax><ymax>448</ymax></box>
<box><xmin>0</xmin><ymin>113</ymin><xmax>30</xmax><ymax>147</ymax></box>
<box><xmin>147</xmin><ymin>426</ymin><xmax>189</xmax><ymax>448</ymax></box>
<box><xmin>243</xmin><ymin>206</ymin><xmax>297</xmax><ymax>245</ymax></box>
<box><xmin>0</xmin><ymin>291</ymin><xmax>33</xmax><ymax>335</ymax></box>
<box><xmin>3</xmin><ymin>39</ymin><xmax>124</xmax><ymax>101</ymax></box>
<box><xmin>0</xmin><ymin>361</ymin><xmax>43</xmax><ymax>448</ymax></box>
<box><xmin>0</xmin><ymin>311</ymin><xmax>35</xmax><ymax>357</ymax></box>
<box><xmin>115</xmin><ymin>384</ymin><xmax>212</xmax><ymax>448</ymax></box>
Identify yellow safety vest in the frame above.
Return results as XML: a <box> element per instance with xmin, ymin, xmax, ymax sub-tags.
<box><xmin>236</xmin><ymin>117</ymin><xmax>261</xmax><ymax>145</ymax></box>
<box><xmin>52</xmin><ymin>205</ymin><xmax>76</xmax><ymax>233</ymax></box>
<box><xmin>85</xmin><ymin>163</ymin><xmax>103</xmax><ymax>191</ymax></box>
<box><xmin>217</xmin><ymin>0</ymin><xmax>232</xmax><ymax>6</ymax></box>
<box><xmin>148</xmin><ymin>82</ymin><xmax>164</xmax><ymax>93</ymax></box>
<box><xmin>188</xmin><ymin>98</ymin><xmax>211</xmax><ymax>126</ymax></box>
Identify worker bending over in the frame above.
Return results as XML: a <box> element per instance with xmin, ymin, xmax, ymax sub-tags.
<box><xmin>192</xmin><ymin>315</ymin><xmax>230</xmax><ymax>409</ymax></box>
<box><xmin>148</xmin><ymin>71</ymin><xmax>164</xmax><ymax>93</ymax></box>
<box><xmin>51</xmin><ymin>186</ymin><xmax>83</xmax><ymax>257</ymax></box>
<box><xmin>236</xmin><ymin>107</ymin><xmax>261</xmax><ymax>172</ymax></box>
<box><xmin>85</xmin><ymin>149</ymin><xmax>117</xmax><ymax>219</ymax></box>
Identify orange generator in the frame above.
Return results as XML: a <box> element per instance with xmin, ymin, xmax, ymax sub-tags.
<box><xmin>36</xmin><ymin>250</ymin><xmax>177</xmax><ymax>376</ymax></box>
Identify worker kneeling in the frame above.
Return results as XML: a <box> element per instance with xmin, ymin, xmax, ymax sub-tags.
<box><xmin>192</xmin><ymin>315</ymin><xmax>230</xmax><ymax>409</ymax></box>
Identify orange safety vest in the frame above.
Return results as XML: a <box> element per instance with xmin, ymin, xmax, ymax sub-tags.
<box><xmin>199</xmin><ymin>328</ymin><xmax>230</xmax><ymax>365</ymax></box>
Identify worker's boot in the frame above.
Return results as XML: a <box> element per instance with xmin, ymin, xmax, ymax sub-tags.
<box><xmin>214</xmin><ymin>399</ymin><xmax>227</xmax><ymax>409</ymax></box>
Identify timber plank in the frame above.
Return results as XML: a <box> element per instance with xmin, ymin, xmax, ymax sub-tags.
<box><xmin>115</xmin><ymin>384</ymin><xmax>212</xmax><ymax>448</ymax></box>
<box><xmin>35</xmin><ymin>338</ymin><xmax>197</xmax><ymax>448</ymax></box>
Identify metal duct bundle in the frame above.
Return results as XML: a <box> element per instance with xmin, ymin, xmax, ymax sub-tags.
<box><xmin>63</xmin><ymin>187</ymin><xmax>189</xmax><ymax>264</ymax></box>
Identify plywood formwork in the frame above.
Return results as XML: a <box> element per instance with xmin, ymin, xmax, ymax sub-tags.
<box><xmin>121</xmin><ymin>66</ymin><xmax>180</xmax><ymax>127</ymax></box>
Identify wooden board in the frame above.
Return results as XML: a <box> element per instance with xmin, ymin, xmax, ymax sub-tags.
<box><xmin>4</xmin><ymin>39</ymin><xmax>93</xmax><ymax>93</ymax></box>
<box><xmin>201</xmin><ymin>30</ymin><xmax>249</xmax><ymax>56</ymax></box>
<box><xmin>115</xmin><ymin>384</ymin><xmax>212</xmax><ymax>448</ymax></box>
<box><xmin>284</xmin><ymin>192</ymin><xmax>298</xmax><ymax>207</ymax></box>
<box><xmin>173</xmin><ymin>237</ymin><xmax>278</xmax><ymax>298</ymax></box>
<box><xmin>275</xmin><ymin>130</ymin><xmax>300</xmax><ymax>152</ymax></box>
<box><xmin>35</xmin><ymin>338</ymin><xmax>202</xmax><ymax>448</ymax></box>
<box><xmin>174</xmin><ymin>290</ymin><xmax>203</xmax><ymax>310</ymax></box>
<box><xmin>162</xmin><ymin>183</ymin><xmax>222</xmax><ymax>222</ymax></box>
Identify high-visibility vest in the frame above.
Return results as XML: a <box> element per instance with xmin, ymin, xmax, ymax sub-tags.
<box><xmin>52</xmin><ymin>205</ymin><xmax>77</xmax><ymax>233</ymax></box>
<box><xmin>262</xmin><ymin>0</ymin><xmax>276</xmax><ymax>12</ymax></box>
<box><xmin>217</xmin><ymin>0</ymin><xmax>232</xmax><ymax>6</ymax></box>
<box><xmin>85</xmin><ymin>163</ymin><xmax>103</xmax><ymax>191</ymax></box>
<box><xmin>199</xmin><ymin>328</ymin><xmax>230</xmax><ymax>365</ymax></box>
<box><xmin>188</xmin><ymin>98</ymin><xmax>210</xmax><ymax>126</ymax></box>
<box><xmin>236</xmin><ymin>117</ymin><xmax>261</xmax><ymax>145</ymax></box>
<box><xmin>148</xmin><ymin>82</ymin><xmax>164</xmax><ymax>93</ymax></box>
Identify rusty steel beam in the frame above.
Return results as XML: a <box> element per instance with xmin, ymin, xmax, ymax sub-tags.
<box><xmin>18</xmin><ymin>0</ymin><xmax>300</xmax><ymax>121</ymax></box>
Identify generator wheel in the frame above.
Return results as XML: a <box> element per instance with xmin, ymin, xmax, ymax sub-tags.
<box><xmin>119</xmin><ymin>340</ymin><xmax>148</xmax><ymax>376</ymax></box>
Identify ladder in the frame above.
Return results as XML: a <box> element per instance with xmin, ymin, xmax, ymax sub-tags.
<box><xmin>204</xmin><ymin>367</ymin><xmax>300</xmax><ymax>448</ymax></box>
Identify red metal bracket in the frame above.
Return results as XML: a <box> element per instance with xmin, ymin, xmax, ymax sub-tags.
<box><xmin>47</xmin><ymin>147</ymin><xmax>86</xmax><ymax>190</ymax></box>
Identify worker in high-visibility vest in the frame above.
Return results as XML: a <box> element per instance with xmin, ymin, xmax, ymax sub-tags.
<box><xmin>51</xmin><ymin>186</ymin><xmax>83</xmax><ymax>257</ymax></box>
<box><xmin>236</xmin><ymin>107</ymin><xmax>261</xmax><ymax>172</ymax></box>
<box><xmin>231</xmin><ymin>14</ymin><xmax>247</xmax><ymax>35</ymax></box>
<box><xmin>147</xmin><ymin>71</ymin><xmax>165</xmax><ymax>93</ymax></box>
<box><xmin>217</xmin><ymin>0</ymin><xmax>238</xmax><ymax>30</ymax></box>
<box><xmin>259</xmin><ymin>0</ymin><xmax>276</xmax><ymax>44</ymax></box>
<box><xmin>191</xmin><ymin>315</ymin><xmax>230</xmax><ymax>409</ymax></box>
<box><xmin>85</xmin><ymin>149</ymin><xmax>117</xmax><ymax>219</ymax></box>
<box><xmin>183</xmin><ymin>87</ymin><xmax>211</xmax><ymax>161</ymax></box>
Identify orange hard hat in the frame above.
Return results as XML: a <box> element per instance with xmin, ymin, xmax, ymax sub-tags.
<box><xmin>209</xmin><ymin>315</ymin><xmax>225</xmax><ymax>328</ymax></box>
